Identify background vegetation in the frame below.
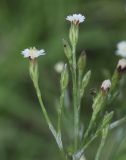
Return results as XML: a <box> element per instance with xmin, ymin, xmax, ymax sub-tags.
<box><xmin>0</xmin><ymin>0</ymin><xmax>126</xmax><ymax>159</ymax></box>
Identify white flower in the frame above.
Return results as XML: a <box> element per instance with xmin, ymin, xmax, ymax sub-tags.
<box><xmin>21</xmin><ymin>47</ymin><xmax>45</xmax><ymax>59</ymax></box>
<box><xmin>101</xmin><ymin>79</ymin><xmax>111</xmax><ymax>92</ymax></box>
<box><xmin>66</xmin><ymin>14</ymin><xmax>85</xmax><ymax>24</ymax></box>
<box><xmin>117</xmin><ymin>58</ymin><xmax>126</xmax><ymax>71</ymax></box>
<box><xmin>116</xmin><ymin>41</ymin><xmax>126</xmax><ymax>58</ymax></box>
<box><xmin>54</xmin><ymin>61</ymin><xmax>64</xmax><ymax>73</ymax></box>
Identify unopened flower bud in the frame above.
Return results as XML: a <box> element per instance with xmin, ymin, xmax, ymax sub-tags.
<box><xmin>77</xmin><ymin>51</ymin><xmax>86</xmax><ymax>72</ymax></box>
<box><xmin>62</xmin><ymin>39</ymin><xmax>72</xmax><ymax>64</ymax></box>
<box><xmin>60</xmin><ymin>64</ymin><xmax>69</xmax><ymax>90</ymax></box>
<box><xmin>117</xmin><ymin>58</ymin><xmax>126</xmax><ymax>73</ymax></box>
<box><xmin>101</xmin><ymin>79</ymin><xmax>111</xmax><ymax>93</ymax></box>
<box><xmin>80</xmin><ymin>70</ymin><xmax>91</xmax><ymax>97</ymax></box>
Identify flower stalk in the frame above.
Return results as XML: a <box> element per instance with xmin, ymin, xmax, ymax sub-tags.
<box><xmin>29</xmin><ymin>60</ymin><xmax>64</xmax><ymax>152</ymax></box>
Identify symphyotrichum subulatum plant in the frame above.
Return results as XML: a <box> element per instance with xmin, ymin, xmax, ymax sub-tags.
<box><xmin>21</xmin><ymin>14</ymin><xmax>126</xmax><ymax>160</ymax></box>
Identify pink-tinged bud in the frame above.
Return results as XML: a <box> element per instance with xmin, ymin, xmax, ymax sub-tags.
<box><xmin>117</xmin><ymin>58</ymin><xmax>126</xmax><ymax>73</ymax></box>
<box><xmin>101</xmin><ymin>79</ymin><xmax>111</xmax><ymax>93</ymax></box>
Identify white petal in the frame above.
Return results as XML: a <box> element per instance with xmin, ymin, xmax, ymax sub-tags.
<box><xmin>22</xmin><ymin>49</ymin><xmax>30</xmax><ymax>58</ymax></box>
<box><xmin>21</xmin><ymin>47</ymin><xmax>46</xmax><ymax>59</ymax></box>
<box><xmin>66</xmin><ymin>13</ymin><xmax>85</xmax><ymax>23</ymax></box>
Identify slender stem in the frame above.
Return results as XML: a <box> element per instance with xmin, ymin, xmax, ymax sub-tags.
<box><xmin>83</xmin><ymin>112</ymin><xmax>95</xmax><ymax>144</ymax></box>
<box><xmin>74</xmin><ymin>133</ymin><xmax>98</xmax><ymax>160</ymax></box>
<box><xmin>58</xmin><ymin>89</ymin><xmax>65</xmax><ymax>134</ymax></box>
<box><xmin>109</xmin><ymin>116</ymin><xmax>126</xmax><ymax>129</ymax></box>
<box><xmin>95</xmin><ymin>126</ymin><xmax>109</xmax><ymax>160</ymax></box>
<box><xmin>83</xmin><ymin>93</ymin><xmax>105</xmax><ymax>144</ymax></box>
<box><xmin>76</xmin><ymin>70</ymin><xmax>83</xmax><ymax>145</ymax></box>
<box><xmin>32</xmin><ymin>78</ymin><xmax>64</xmax><ymax>151</ymax></box>
<box><xmin>72</xmin><ymin>45</ymin><xmax>79</xmax><ymax>151</ymax></box>
<box><xmin>75</xmin><ymin>127</ymin><xmax>102</xmax><ymax>159</ymax></box>
<box><xmin>95</xmin><ymin>138</ymin><xmax>105</xmax><ymax>160</ymax></box>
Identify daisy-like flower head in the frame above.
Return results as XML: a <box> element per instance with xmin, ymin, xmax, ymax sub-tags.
<box><xmin>117</xmin><ymin>58</ymin><xmax>126</xmax><ymax>73</ymax></box>
<box><xmin>116</xmin><ymin>41</ymin><xmax>126</xmax><ymax>58</ymax></box>
<box><xmin>66</xmin><ymin>13</ymin><xmax>85</xmax><ymax>25</ymax></box>
<box><xmin>101</xmin><ymin>79</ymin><xmax>111</xmax><ymax>92</ymax></box>
<box><xmin>21</xmin><ymin>47</ymin><xmax>45</xmax><ymax>59</ymax></box>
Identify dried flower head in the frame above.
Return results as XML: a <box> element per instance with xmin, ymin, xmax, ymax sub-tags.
<box><xmin>101</xmin><ymin>79</ymin><xmax>111</xmax><ymax>93</ymax></box>
<box><xmin>54</xmin><ymin>61</ymin><xmax>64</xmax><ymax>73</ymax></box>
<box><xmin>116</xmin><ymin>41</ymin><xmax>126</xmax><ymax>58</ymax></box>
<box><xmin>22</xmin><ymin>47</ymin><xmax>45</xmax><ymax>59</ymax></box>
<box><xmin>117</xmin><ymin>58</ymin><xmax>126</xmax><ymax>73</ymax></box>
<box><xmin>66</xmin><ymin>14</ymin><xmax>85</xmax><ymax>25</ymax></box>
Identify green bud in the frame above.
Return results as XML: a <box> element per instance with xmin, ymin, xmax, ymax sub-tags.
<box><xmin>69</xmin><ymin>24</ymin><xmax>79</xmax><ymax>47</ymax></box>
<box><xmin>62</xmin><ymin>39</ymin><xmax>72</xmax><ymax>64</ymax></box>
<box><xmin>101</xmin><ymin>111</ymin><xmax>114</xmax><ymax>129</ymax></box>
<box><xmin>60</xmin><ymin>64</ymin><xmax>69</xmax><ymax>90</ymax></box>
<box><xmin>92</xmin><ymin>92</ymin><xmax>106</xmax><ymax>116</ymax></box>
<box><xmin>80</xmin><ymin>70</ymin><xmax>91</xmax><ymax>97</ymax></box>
<box><xmin>77</xmin><ymin>51</ymin><xmax>86</xmax><ymax>73</ymax></box>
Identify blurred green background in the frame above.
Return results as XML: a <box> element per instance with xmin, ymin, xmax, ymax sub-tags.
<box><xmin>0</xmin><ymin>0</ymin><xmax>126</xmax><ymax>160</ymax></box>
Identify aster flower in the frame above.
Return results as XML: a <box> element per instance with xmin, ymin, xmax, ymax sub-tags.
<box><xmin>117</xmin><ymin>58</ymin><xmax>126</xmax><ymax>73</ymax></box>
<box><xmin>101</xmin><ymin>79</ymin><xmax>111</xmax><ymax>92</ymax></box>
<box><xmin>22</xmin><ymin>47</ymin><xmax>45</xmax><ymax>59</ymax></box>
<box><xmin>116</xmin><ymin>41</ymin><xmax>126</xmax><ymax>58</ymax></box>
<box><xmin>66</xmin><ymin>14</ymin><xmax>85</xmax><ymax>25</ymax></box>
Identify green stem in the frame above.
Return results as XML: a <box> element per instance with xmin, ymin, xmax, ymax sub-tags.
<box><xmin>95</xmin><ymin>126</ymin><xmax>109</xmax><ymax>160</ymax></box>
<box><xmin>77</xmin><ymin>70</ymin><xmax>83</xmax><ymax>143</ymax></box>
<box><xmin>109</xmin><ymin>116</ymin><xmax>126</xmax><ymax>129</ymax></box>
<box><xmin>83</xmin><ymin>112</ymin><xmax>96</xmax><ymax>144</ymax></box>
<box><xmin>74</xmin><ymin>127</ymin><xmax>102</xmax><ymax>160</ymax></box>
<box><xmin>72</xmin><ymin>45</ymin><xmax>78</xmax><ymax>151</ymax></box>
<box><xmin>73</xmin><ymin>133</ymin><xmax>98</xmax><ymax>160</ymax></box>
<box><xmin>32</xmin><ymin>78</ymin><xmax>64</xmax><ymax>151</ymax></box>
<box><xmin>58</xmin><ymin>89</ymin><xmax>65</xmax><ymax>134</ymax></box>
<box><xmin>95</xmin><ymin>139</ymin><xmax>105</xmax><ymax>160</ymax></box>
<box><xmin>83</xmin><ymin>93</ymin><xmax>105</xmax><ymax>144</ymax></box>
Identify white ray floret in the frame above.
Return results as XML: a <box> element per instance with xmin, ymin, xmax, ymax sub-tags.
<box><xmin>22</xmin><ymin>47</ymin><xmax>45</xmax><ymax>59</ymax></box>
<box><xmin>66</xmin><ymin>14</ymin><xmax>85</xmax><ymax>24</ymax></box>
